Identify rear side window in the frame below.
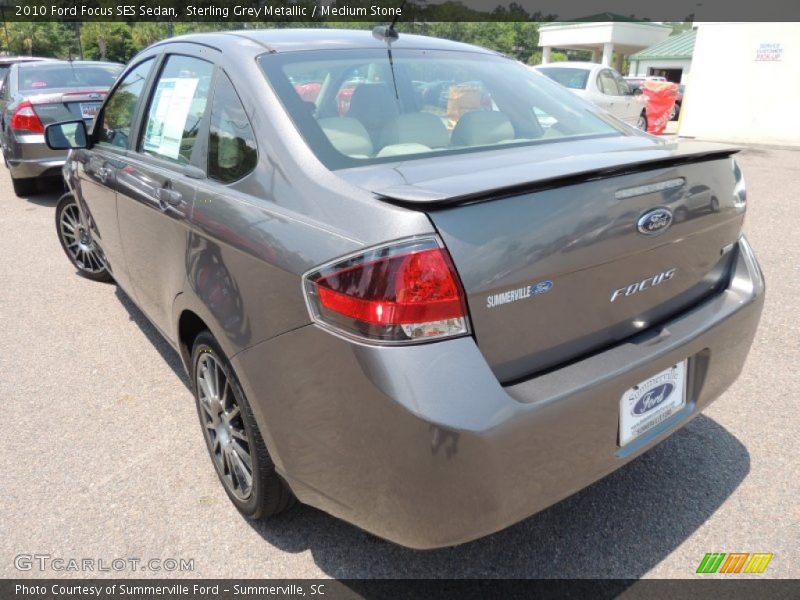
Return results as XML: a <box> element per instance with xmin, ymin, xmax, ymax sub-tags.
<box><xmin>141</xmin><ymin>55</ymin><xmax>214</xmax><ymax>164</ymax></box>
<box><xmin>97</xmin><ymin>59</ymin><xmax>154</xmax><ymax>149</ymax></box>
<box><xmin>18</xmin><ymin>63</ymin><xmax>121</xmax><ymax>91</ymax></box>
<box><xmin>208</xmin><ymin>71</ymin><xmax>257</xmax><ymax>183</ymax></box>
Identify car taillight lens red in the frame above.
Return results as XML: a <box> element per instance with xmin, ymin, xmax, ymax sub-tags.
<box><xmin>304</xmin><ymin>238</ymin><xmax>470</xmax><ymax>343</ymax></box>
<box><xmin>10</xmin><ymin>100</ymin><xmax>44</xmax><ymax>134</ymax></box>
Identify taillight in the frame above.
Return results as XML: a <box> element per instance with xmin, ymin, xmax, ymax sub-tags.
<box><xmin>303</xmin><ymin>237</ymin><xmax>470</xmax><ymax>343</ymax></box>
<box><xmin>733</xmin><ymin>158</ymin><xmax>746</xmax><ymax>208</ymax></box>
<box><xmin>10</xmin><ymin>100</ymin><xmax>44</xmax><ymax>134</ymax></box>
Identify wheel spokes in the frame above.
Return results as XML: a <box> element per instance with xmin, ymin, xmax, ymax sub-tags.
<box><xmin>59</xmin><ymin>202</ymin><xmax>105</xmax><ymax>274</ymax></box>
<box><xmin>196</xmin><ymin>352</ymin><xmax>254</xmax><ymax>501</ymax></box>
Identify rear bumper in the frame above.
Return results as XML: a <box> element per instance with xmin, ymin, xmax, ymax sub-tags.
<box><xmin>233</xmin><ymin>237</ymin><xmax>764</xmax><ymax>549</ymax></box>
<box><xmin>5</xmin><ymin>133</ymin><xmax>67</xmax><ymax>179</ymax></box>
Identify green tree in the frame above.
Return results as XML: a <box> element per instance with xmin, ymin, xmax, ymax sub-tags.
<box><xmin>3</xmin><ymin>22</ymin><xmax>76</xmax><ymax>58</ymax></box>
<box><xmin>130</xmin><ymin>22</ymin><xmax>171</xmax><ymax>53</ymax></box>
<box><xmin>527</xmin><ymin>49</ymin><xmax>567</xmax><ymax>65</ymax></box>
<box><xmin>80</xmin><ymin>22</ymin><xmax>136</xmax><ymax>63</ymax></box>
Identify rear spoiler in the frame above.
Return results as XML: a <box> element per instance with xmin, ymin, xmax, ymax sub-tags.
<box><xmin>376</xmin><ymin>147</ymin><xmax>740</xmax><ymax>209</ymax></box>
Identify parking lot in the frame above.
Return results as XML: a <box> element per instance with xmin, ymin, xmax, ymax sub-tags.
<box><xmin>0</xmin><ymin>146</ymin><xmax>797</xmax><ymax>579</ymax></box>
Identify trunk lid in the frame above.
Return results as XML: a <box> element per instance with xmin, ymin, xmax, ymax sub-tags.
<box><xmin>28</xmin><ymin>88</ymin><xmax>108</xmax><ymax>127</ymax></box>
<box><xmin>339</xmin><ymin>138</ymin><xmax>744</xmax><ymax>383</ymax></box>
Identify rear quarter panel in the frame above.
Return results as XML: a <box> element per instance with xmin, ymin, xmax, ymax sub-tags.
<box><xmin>178</xmin><ymin>43</ymin><xmax>435</xmax><ymax>360</ymax></box>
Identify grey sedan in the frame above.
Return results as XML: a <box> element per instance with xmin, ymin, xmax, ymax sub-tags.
<box><xmin>0</xmin><ymin>59</ymin><xmax>122</xmax><ymax>196</ymax></box>
<box><xmin>44</xmin><ymin>29</ymin><xmax>763</xmax><ymax>549</ymax></box>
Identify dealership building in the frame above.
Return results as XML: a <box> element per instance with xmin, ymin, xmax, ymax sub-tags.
<box><xmin>538</xmin><ymin>19</ymin><xmax>800</xmax><ymax>146</ymax></box>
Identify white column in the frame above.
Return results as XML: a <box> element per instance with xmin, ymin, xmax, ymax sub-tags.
<box><xmin>591</xmin><ymin>48</ymin><xmax>600</xmax><ymax>63</ymax></box>
<box><xmin>541</xmin><ymin>46</ymin><xmax>551</xmax><ymax>65</ymax></box>
<box><xmin>602</xmin><ymin>42</ymin><xmax>613</xmax><ymax>66</ymax></box>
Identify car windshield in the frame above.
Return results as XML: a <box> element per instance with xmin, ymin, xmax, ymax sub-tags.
<box><xmin>536</xmin><ymin>67</ymin><xmax>590</xmax><ymax>90</ymax></box>
<box><xmin>18</xmin><ymin>63</ymin><xmax>122</xmax><ymax>91</ymax></box>
<box><xmin>259</xmin><ymin>49</ymin><xmax>623</xmax><ymax>170</ymax></box>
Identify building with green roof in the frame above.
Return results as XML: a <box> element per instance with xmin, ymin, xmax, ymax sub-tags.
<box><xmin>628</xmin><ymin>29</ymin><xmax>696</xmax><ymax>84</ymax></box>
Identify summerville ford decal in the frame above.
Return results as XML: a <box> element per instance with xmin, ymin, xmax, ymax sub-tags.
<box><xmin>486</xmin><ymin>280</ymin><xmax>553</xmax><ymax>308</ymax></box>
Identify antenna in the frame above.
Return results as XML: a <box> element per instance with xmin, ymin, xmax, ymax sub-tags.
<box><xmin>371</xmin><ymin>0</ymin><xmax>407</xmax><ymax>100</ymax></box>
<box><xmin>372</xmin><ymin>0</ymin><xmax>406</xmax><ymax>43</ymax></box>
<box><xmin>389</xmin><ymin>0</ymin><xmax>406</xmax><ymax>32</ymax></box>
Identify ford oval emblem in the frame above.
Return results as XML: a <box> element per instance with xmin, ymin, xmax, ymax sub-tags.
<box><xmin>531</xmin><ymin>280</ymin><xmax>553</xmax><ymax>295</ymax></box>
<box><xmin>632</xmin><ymin>383</ymin><xmax>674</xmax><ymax>415</ymax></box>
<box><xmin>637</xmin><ymin>208</ymin><xmax>673</xmax><ymax>236</ymax></box>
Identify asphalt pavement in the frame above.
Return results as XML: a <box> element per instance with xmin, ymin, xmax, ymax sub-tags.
<box><xmin>0</xmin><ymin>146</ymin><xmax>797</xmax><ymax>579</ymax></box>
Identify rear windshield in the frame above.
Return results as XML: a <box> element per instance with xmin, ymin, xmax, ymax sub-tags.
<box><xmin>18</xmin><ymin>63</ymin><xmax>122</xmax><ymax>91</ymax></box>
<box><xmin>259</xmin><ymin>49</ymin><xmax>623</xmax><ymax>170</ymax></box>
<box><xmin>536</xmin><ymin>67</ymin><xmax>590</xmax><ymax>90</ymax></box>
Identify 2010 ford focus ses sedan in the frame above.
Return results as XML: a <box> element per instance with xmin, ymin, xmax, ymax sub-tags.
<box><xmin>45</xmin><ymin>29</ymin><xmax>764</xmax><ymax>549</ymax></box>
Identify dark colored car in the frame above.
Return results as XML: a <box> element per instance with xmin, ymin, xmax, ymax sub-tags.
<box><xmin>45</xmin><ymin>29</ymin><xmax>763</xmax><ymax>549</ymax></box>
<box><xmin>0</xmin><ymin>60</ymin><xmax>123</xmax><ymax>196</ymax></box>
<box><xmin>0</xmin><ymin>55</ymin><xmax>53</xmax><ymax>83</ymax></box>
<box><xmin>673</xmin><ymin>84</ymin><xmax>685</xmax><ymax>120</ymax></box>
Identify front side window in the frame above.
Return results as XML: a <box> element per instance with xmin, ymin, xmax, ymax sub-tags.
<box><xmin>598</xmin><ymin>70</ymin><xmax>620</xmax><ymax>96</ymax></box>
<box><xmin>141</xmin><ymin>55</ymin><xmax>214</xmax><ymax>164</ymax></box>
<box><xmin>208</xmin><ymin>71</ymin><xmax>257</xmax><ymax>183</ymax></box>
<box><xmin>97</xmin><ymin>58</ymin><xmax>154</xmax><ymax>149</ymax></box>
<box><xmin>613</xmin><ymin>73</ymin><xmax>631</xmax><ymax>96</ymax></box>
<box><xmin>261</xmin><ymin>50</ymin><xmax>622</xmax><ymax>170</ymax></box>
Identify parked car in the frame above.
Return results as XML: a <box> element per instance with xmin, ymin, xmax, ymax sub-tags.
<box><xmin>535</xmin><ymin>62</ymin><xmax>648</xmax><ymax>130</ymax></box>
<box><xmin>45</xmin><ymin>29</ymin><xmax>763</xmax><ymax>549</ymax></box>
<box><xmin>624</xmin><ymin>75</ymin><xmax>668</xmax><ymax>88</ymax></box>
<box><xmin>672</xmin><ymin>84</ymin><xmax>685</xmax><ymax>120</ymax></box>
<box><xmin>0</xmin><ymin>55</ymin><xmax>53</xmax><ymax>83</ymax></box>
<box><xmin>0</xmin><ymin>59</ymin><xmax>123</xmax><ymax>196</ymax></box>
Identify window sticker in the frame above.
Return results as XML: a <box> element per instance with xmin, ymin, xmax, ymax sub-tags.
<box><xmin>143</xmin><ymin>77</ymin><xmax>199</xmax><ymax>160</ymax></box>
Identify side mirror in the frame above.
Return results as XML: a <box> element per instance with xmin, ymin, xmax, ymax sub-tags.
<box><xmin>632</xmin><ymin>87</ymin><xmax>643</xmax><ymax>96</ymax></box>
<box><xmin>45</xmin><ymin>120</ymin><xmax>88</xmax><ymax>150</ymax></box>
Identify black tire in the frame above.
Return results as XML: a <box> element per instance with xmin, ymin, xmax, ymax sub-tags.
<box><xmin>191</xmin><ymin>331</ymin><xmax>295</xmax><ymax>519</ymax></box>
<box><xmin>637</xmin><ymin>111</ymin><xmax>648</xmax><ymax>132</ymax></box>
<box><xmin>12</xmin><ymin>176</ymin><xmax>37</xmax><ymax>197</ymax></box>
<box><xmin>55</xmin><ymin>193</ymin><xmax>113</xmax><ymax>282</ymax></box>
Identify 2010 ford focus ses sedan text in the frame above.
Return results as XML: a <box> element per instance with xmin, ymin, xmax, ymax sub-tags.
<box><xmin>45</xmin><ymin>29</ymin><xmax>764</xmax><ymax>549</ymax></box>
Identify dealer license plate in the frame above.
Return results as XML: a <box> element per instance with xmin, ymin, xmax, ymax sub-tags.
<box><xmin>619</xmin><ymin>361</ymin><xmax>687</xmax><ymax>446</ymax></box>
<box><xmin>80</xmin><ymin>102</ymin><xmax>101</xmax><ymax>120</ymax></box>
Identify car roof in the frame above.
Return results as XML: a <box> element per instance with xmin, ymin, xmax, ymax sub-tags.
<box><xmin>166</xmin><ymin>28</ymin><xmax>497</xmax><ymax>55</ymax></box>
<box><xmin>17</xmin><ymin>60</ymin><xmax>124</xmax><ymax>68</ymax></box>
<box><xmin>0</xmin><ymin>56</ymin><xmax>53</xmax><ymax>65</ymax></box>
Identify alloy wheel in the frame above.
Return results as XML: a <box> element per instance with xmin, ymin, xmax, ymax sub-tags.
<box><xmin>636</xmin><ymin>114</ymin><xmax>648</xmax><ymax>131</ymax></box>
<box><xmin>59</xmin><ymin>202</ymin><xmax>106</xmax><ymax>274</ymax></box>
<box><xmin>196</xmin><ymin>352</ymin><xmax>254</xmax><ymax>501</ymax></box>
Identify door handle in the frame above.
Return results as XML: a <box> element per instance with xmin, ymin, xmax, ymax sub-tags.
<box><xmin>155</xmin><ymin>186</ymin><xmax>183</xmax><ymax>209</ymax></box>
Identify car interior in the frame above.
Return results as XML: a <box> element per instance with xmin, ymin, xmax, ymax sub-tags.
<box><xmin>267</xmin><ymin>52</ymin><xmax>621</xmax><ymax>167</ymax></box>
